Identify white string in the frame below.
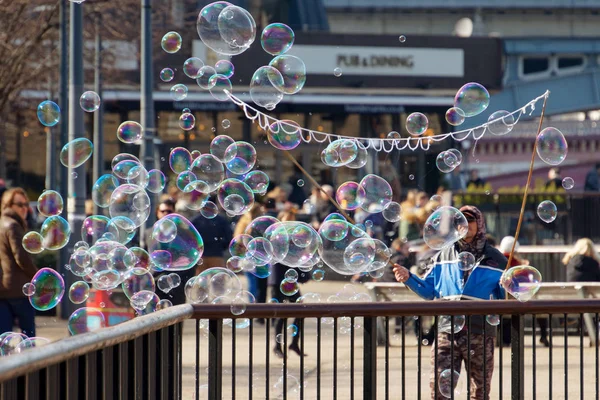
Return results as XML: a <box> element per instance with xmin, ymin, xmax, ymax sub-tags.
<box><xmin>224</xmin><ymin>90</ymin><xmax>551</xmax><ymax>153</ymax></box>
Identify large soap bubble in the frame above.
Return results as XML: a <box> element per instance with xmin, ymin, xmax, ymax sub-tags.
<box><xmin>265</xmin><ymin>222</ymin><xmax>322</xmax><ymax>268</ymax></box>
<box><xmin>109</xmin><ymin>184</ymin><xmax>151</xmax><ymax>228</ymax></box>
<box><xmin>336</xmin><ymin>181</ymin><xmax>365</xmax><ymax>211</ymax></box>
<box><xmin>196</xmin><ymin>2</ymin><xmax>255</xmax><ymax>56</ymax></box>
<box><xmin>501</xmin><ymin>265</ymin><xmax>542</xmax><ymax>302</ymax></box>
<box><xmin>147</xmin><ymin>213</ymin><xmax>204</xmax><ymax>271</ymax></box>
<box><xmin>536</xmin><ymin>127</ymin><xmax>567</xmax><ymax>166</ymax></box>
<box><xmin>68</xmin><ymin>308</ymin><xmax>106</xmax><ymax>335</ymax></box>
<box><xmin>29</xmin><ymin>268</ymin><xmax>65</xmax><ymax>311</ymax></box>
<box><xmin>357</xmin><ymin>174</ymin><xmax>393</xmax><ymax>213</ymax></box>
<box><xmin>217</xmin><ymin>179</ymin><xmax>255</xmax><ymax>216</ymax></box>
<box><xmin>268</xmin><ymin>120</ymin><xmax>302</xmax><ymax>150</ymax></box>
<box><xmin>40</xmin><ymin>216</ymin><xmax>71</xmax><ymax>250</ymax></box>
<box><xmin>261</xmin><ymin>23</ymin><xmax>295</xmax><ymax>56</ymax></box>
<box><xmin>318</xmin><ymin>219</ymin><xmax>372</xmax><ymax>275</ymax></box>
<box><xmin>423</xmin><ymin>206</ymin><xmax>468</xmax><ymax>250</ymax></box>
<box><xmin>186</xmin><ymin>267</ymin><xmax>242</xmax><ymax>303</ymax></box>
<box><xmin>269</xmin><ymin>55</ymin><xmax>306</xmax><ymax>95</ymax></box>
<box><xmin>454</xmin><ymin>82</ymin><xmax>490</xmax><ymax>117</ymax></box>
<box><xmin>250</xmin><ymin>66</ymin><xmax>284</xmax><ymax>109</ymax></box>
<box><xmin>59</xmin><ymin>138</ymin><xmax>93</xmax><ymax>168</ymax></box>
<box><xmin>487</xmin><ymin>110</ymin><xmax>515</xmax><ymax>136</ymax></box>
<box><xmin>190</xmin><ymin>154</ymin><xmax>225</xmax><ymax>192</ymax></box>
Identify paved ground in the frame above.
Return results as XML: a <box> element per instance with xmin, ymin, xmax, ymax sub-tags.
<box><xmin>34</xmin><ymin>280</ymin><xmax>599</xmax><ymax>399</ymax></box>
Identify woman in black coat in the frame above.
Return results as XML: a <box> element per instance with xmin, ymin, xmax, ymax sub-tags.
<box><xmin>563</xmin><ymin>238</ymin><xmax>600</xmax><ymax>282</ymax></box>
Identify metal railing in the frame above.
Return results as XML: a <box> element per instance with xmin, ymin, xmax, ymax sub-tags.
<box><xmin>2</xmin><ymin>300</ymin><xmax>600</xmax><ymax>399</ymax></box>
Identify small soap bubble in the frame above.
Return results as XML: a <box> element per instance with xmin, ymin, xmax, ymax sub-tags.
<box><xmin>170</xmin><ymin>84</ymin><xmax>188</xmax><ymax>101</ymax></box>
<box><xmin>160</xmin><ymin>68</ymin><xmax>174</xmax><ymax>82</ymax></box>
<box><xmin>562</xmin><ymin>177</ymin><xmax>574</xmax><ymax>190</ymax></box>
<box><xmin>222</xmin><ymin>119</ymin><xmax>231</xmax><ymax>129</ymax></box>
<box><xmin>297</xmin><ymin>179</ymin><xmax>304</xmax><ymax>187</ymax></box>
<box><xmin>22</xmin><ymin>282</ymin><xmax>35</xmax><ymax>297</ymax></box>
<box><xmin>399</xmin><ymin>35</ymin><xmax>406</xmax><ymax>43</ymax></box>
<box><xmin>406</xmin><ymin>112</ymin><xmax>428</xmax><ymax>136</ymax></box>
<box><xmin>537</xmin><ymin>200</ymin><xmax>557</xmax><ymax>223</ymax></box>
<box><xmin>37</xmin><ymin>100</ymin><xmax>60</xmax><ymax>127</ymax></box>
<box><xmin>333</xmin><ymin>67</ymin><xmax>342</xmax><ymax>77</ymax></box>
<box><xmin>445</xmin><ymin>107</ymin><xmax>465</xmax><ymax>126</ymax></box>
<box><xmin>80</xmin><ymin>91</ymin><xmax>101</xmax><ymax>112</ymax></box>
<box><xmin>161</xmin><ymin>31</ymin><xmax>182</xmax><ymax>54</ymax></box>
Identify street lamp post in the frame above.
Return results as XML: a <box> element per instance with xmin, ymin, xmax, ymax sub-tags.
<box><xmin>92</xmin><ymin>12</ymin><xmax>104</xmax><ymax>216</ymax></box>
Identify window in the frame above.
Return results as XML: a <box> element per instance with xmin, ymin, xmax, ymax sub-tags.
<box><xmin>522</xmin><ymin>57</ymin><xmax>550</xmax><ymax>75</ymax></box>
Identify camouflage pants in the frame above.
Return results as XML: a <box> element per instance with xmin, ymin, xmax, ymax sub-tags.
<box><xmin>430</xmin><ymin>331</ymin><xmax>495</xmax><ymax>400</ymax></box>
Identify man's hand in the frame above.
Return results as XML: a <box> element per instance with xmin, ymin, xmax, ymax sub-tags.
<box><xmin>393</xmin><ymin>264</ymin><xmax>410</xmax><ymax>283</ymax></box>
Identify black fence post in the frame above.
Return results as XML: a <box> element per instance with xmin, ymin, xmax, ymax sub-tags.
<box><xmin>208</xmin><ymin>319</ymin><xmax>223</xmax><ymax>400</ymax></box>
<box><xmin>364</xmin><ymin>316</ymin><xmax>377</xmax><ymax>399</ymax></box>
<box><xmin>511</xmin><ymin>314</ymin><xmax>525</xmax><ymax>399</ymax></box>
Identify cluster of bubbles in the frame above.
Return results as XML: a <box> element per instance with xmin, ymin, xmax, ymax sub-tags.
<box><xmin>321</xmin><ymin>139</ymin><xmax>368</xmax><ymax>169</ymax></box>
<box><xmin>435</xmin><ymin>148</ymin><xmax>463</xmax><ymax>174</ymax></box>
<box><xmin>22</xmin><ymin>191</ymin><xmax>70</xmax><ymax>254</ymax></box>
<box><xmin>0</xmin><ymin>332</ymin><xmax>50</xmax><ymax>357</ymax></box>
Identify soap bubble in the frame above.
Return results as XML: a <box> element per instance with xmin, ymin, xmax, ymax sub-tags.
<box><xmin>562</xmin><ymin>177</ymin><xmax>574</xmax><ymax>190</ymax></box>
<box><xmin>200</xmin><ymin>201</ymin><xmax>219</xmax><ymax>219</ymax></box>
<box><xmin>121</xmin><ymin>268</ymin><xmax>155</xmax><ymax>299</ymax></box>
<box><xmin>486</xmin><ymin>314</ymin><xmax>500</xmax><ymax>326</ymax></box>
<box><xmin>346</xmin><ymin>141</ymin><xmax>368</xmax><ymax>169</ymax></box>
<box><xmin>22</xmin><ymin>282</ymin><xmax>35</xmax><ymax>296</ymax></box>
<box><xmin>169</xmin><ymin>147</ymin><xmax>193</xmax><ymax>174</ymax></box>
<box><xmin>183</xmin><ymin>57</ymin><xmax>204</xmax><ymax>79</ymax></box>
<box><xmin>217</xmin><ymin>179</ymin><xmax>255</xmax><ymax>216</ymax></box>
<box><xmin>80</xmin><ymin>91</ymin><xmax>101</xmax><ymax>112</ymax></box>
<box><xmin>458</xmin><ymin>252</ymin><xmax>476</xmax><ymax>271</ymax></box>
<box><xmin>37</xmin><ymin>100</ymin><xmax>61</xmax><ymax>127</ymax></box>
<box><xmin>440</xmin><ymin>315</ymin><xmax>465</xmax><ymax>334</ymax></box>
<box><xmin>357</xmin><ymin>174</ymin><xmax>393</xmax><ymax>213</ymax></box>
<box><xmin>156</xmin><ymin>299</ymin><xmax>173</xmax><ymax>310</ymax></box>
<box><xmin>333</xmin><ymin>67</ymin><xmax>342</xmax><ymax>77</ymax></box>
<box><xmin>190</xmin><ymin>154</ymin><xmax>225</xmax><ymax>192</ymax></box>
<box><xmin>269</xmin><ymin>55</ymin><xmax>306</xmax><ymax>95</ymax></box>
<box><xmin>40</xmin><ymin>216</ymin><xmax>71</xmax><ymax>250</ymax></box>
<box><xmin>147</xmin><ymin>169</ymin><xmax>166</xmax><ymax>193</ymax></box>
<box><xmin>297</xmin><ymin>179</ymin><xmax>304</xmax><ymax>187</ymax></box>
<box><xmin>215</xmin><ymin>59</ymin><xmax>235</xmax><ymax>78</ymax></box>
<box><xmin>210</xmin><ymin>135</ymin><xmax>236</xmax><ymax>163</ymax></box>
<box><xmin>111</xmin><ymin>153</ymin><xmax>140</xmax><ymax>170</ymax></box>
<box><xmin>423</xmin><ymin>206</ymin><xmax>468</xmax><ymax>250</ymax></box>
<box><xmin>382</xmin><ymin>201</ymin><xmax>402</xmax><ymax>223</ymax></box>
<box><xmin>487</xmin><ymin>110</ymin><xmax>515</xmax><ymax>136</ymax></box>
<box><xmin>153</xmin><ymin>218</ymin><xmax>178</xmax><ymax>243</ymax></box>
<box><xmin>187</xmin><ymin>268</ymin><xmax>242</xmax><ymax>303</ymax></box>
<box><xmin>117</xmin><ymin>121</ymin><xmax>143</xmax><ymax>144</ymax></box>
<box><xmin>231</xmin><ymin>290</ymin><xmax>255</xmax><ymax>316</ymax></box>
<box><xmin>29</xmin><ymin>268</ymin><xmax>65</xmax><ymax>311</ymax></box>
<box><xmin>439</xmin><ymin>369</ymin><xmax>463</xmax><ymax>398</ymax></box>
<box><xmin>405</xmin><ymin>112</ymin><xmax>428</xmax><ymax>136</ymax></box>
<box><xmin>502</xmin><ymin>265</ymin><xmax>542</xmax><ymax>302</ymax></box>
<box><xmin>229</xmin><ymin>234</ymin><xmax>251</xmax><ymax>257</ymax></box>
<box><xmin>261</xmin><ymin>23</ymin><xmax>294</xmax><ymax>55</ymax></box>
<box><xmin>208</xmin><ymin>74</ymin><xmax>233</xmax><ymax>101</ymax></box>
<box><xmin>91</xmin><ymin>174</ymin><xmax>119</xmax><ymax>208</ymax></box>
<box><xmin>318</xmin><ymin>220</ymin><xmax>372</xmax><ymax>275</ymax></box>
<box><xmin>268</xmin><ymin>120</ymin><xmax>302</xmax><ymax>151</ymax></box>
<box><xmin>250</xmin><ymin>66</ymin><xmax>284</xmax><ymax>109</ymax></box>
<box><xmin>217</xmin><ymin>5</ymin><xmax>256</xmax><ymax>52</ymax></box>
<box><xmin>436</xmin><ymin>151</ymin><xmax>455</xmax><ymax>174</ymax></box>
<box><xmin>537</xmin><ymin>200</ymin><xmax>557</xmax><ymax>223</ymax></box>
<box><xmin>179</xmin><ymin>112</ymin><xmax>196</xmax><ymax>131</ymax></box>
<box><xmin>244</xmin><ymin>170</ymin><xmax>270</xmax><ymax>194</ymax></box>
<box><xmin>225</xmin><ymin>142</ymin><xmax>256</xmax><ymax>175</ymax></box>
<box><xmin>280</xmin><ymin>279</ymin><xmax>299</xmax><ymax>296</ymax></box>
<box><xmin>170</xmin><ymin>84</ymin><xmax>188</xmax><ymax>101</ymax></box>
<box><xmin>59</xmin><ymin>138</ymin><xmax>93</xmax><ymax>168</ymax></box>
<box><xmin>68</xmin><ymin>281</ymin><xmax>90</xmax><ymax>304</ymax></box>
<box><xmin>67</xmin><ymin>308</ymin><xmax>106</xmax><ymax>335</ymax></box>
<box><xmin>244</xmin><ymin>216</ymin><xmax>279</xmax><ymax>238</ymax></box>
<box><xmin>312</xmin><ymin>269</ymin><xmax>325</xmax><ymax>281</ymax></box>
<box><xmin>196</xmin><ymin>65</ymin><xmax>217</xmax><ymax>89</ymax></box>
<box><xmin>147</xmin><ymin>214</ymin><xmax>204</xmax><ymax>271</ymax></box>
<box><xmin>161</xmin><ymin>31</ymin><xmax>182</xmax><ymax>53</ymax></box>
<box><xmin>336</xmin><ymin>181</ymin><xmax>366</xmax><ymax>211</ymax></box>
<box><xmin>109</xmin><ymin>184</ymin><xmax>151</xmax><ymax>228</ymax></box>
<box><xmin>265</xmin><ymin>222</ymin><xmax>322</xmax><ymax>268</ymax></box>
<box><xmin>221</xmin><ymin>119</ymin><xmax>231</xmax><ymax>129</ymax></box>
<box><xmin>160</xmin><ymin>68</ymin><xmax>174</xmax><ymax>82</ymax></box>
<box><xmin>399</xmin><ymin>35</ymin><xmax>406</xmax><ymax>43</ymax></box>
<box><xmin>22</xmin><ymin>232</ymin><xmax>44</xmax><ymax>254</ymax></box>
<box><xmin>445</xmin><ymin>107</ymin><xmax>465</xmax><ymax>126</ymax></box>
<box><xmin>536</xmin><ymin>127</ymin><xmax>568</xmax><ymax>166</ymax></box>
<box><xmin>446</xmin><ymin>149</ymin><xmax>463</xmax><ymax>167</ymax></box>
<box><xmin>454</xmin><ymin>82</ymin><xmax>490</xmax><ymax>117</ymax></box>
<box><xmin>343</xmin><ymin>237</ymin><xmax>376</xmax><ymax>270</ymax></box>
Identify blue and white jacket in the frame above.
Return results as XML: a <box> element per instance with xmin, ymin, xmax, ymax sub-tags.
<box><xmin>404</xmin><ymin>243</ymin><xmax>507</xmax><ymax>335</ymax></box>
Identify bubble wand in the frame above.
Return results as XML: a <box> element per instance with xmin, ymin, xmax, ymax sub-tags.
<box><xmin>505</xmin><ymin>90</ymin><xmax>550</xmax><ymax>272</ymax></box>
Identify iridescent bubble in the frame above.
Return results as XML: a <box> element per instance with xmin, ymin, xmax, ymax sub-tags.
<box><xmin>179</xmin><ymin>112</ymin><xmax>196</xmax><ymax>131</ymax></box>
<box><xmin>147</xmin><ymin>169</ymin><xmax>166</xmax><ymax>193</ymax></box>
<box><xmin>268</xmin><ymin>120</ymin><xmax>302</xmax><ymax>150</ymax></box>
<box><xmin>501</xmin><ymin>265</ymin><xmax>542</xmax><ymax>302</ymax></box>
<box><xmin>67</xmin><ymin>308</ymin><xmax>106</xmax><ymax>335</ymax></box>
<box><xmin>280</xmin><ymin>279</ymin><xmax>299</xmax><ymax>296</ymax></box>
<box><xmin>153</xmin><ymin>218</ymin><xmax>178</xmax><ymax>243</ymax></box>
<box><xmin>81</xmin><ymin>215</ymin><xmax>110</xmax><ymax>246</ymax></box>
<box><xmin>177</xmin><ymin>171</ymin><xmax>197</xmax><ymax>192</ymax></box>
<box><xmin>157</xmin><ymin>275</ymin><xmax>172</xmax><ymax>293</ymax></box>
<box><xmin>423</xmin><ymin>206</ymin><xmax>468</xmax><ymax>250</ymax></box>
<box><xmin>147</xmin><ymin>213</ymin><xmax>204</xmax><ymax>271</ymax></box>
<box><xmin>269</xmin><ymin>55</ymin><xmax>306</xmax><ymax>95</ymax></box>
<box><xmin>242</xmin><ymin>171</ymin><xmax>269</xmax><ymax>195</ymax></box>
<box><xmin>250</xmin><ymin>66</ymin><xmax>284</xmax><ymax>109</ymax></box>
<box><xmin>129</xmin><ymin>247</ymin><xmax>151</xmax><ymax>271</ymax></box>
<box><xmin>126</xmin><ymin>165</ymin><xmax>149</xmax><ymax>188</ymax></box>
<box><xmin>562</xmin><ymin>177</ymin><xmax>574</xmax><ymax>190</ymax></box>
<box><xmin>537</xmin><ymin>200</ymin><xmax>557</xmax><ymax>223</ymax></box>
<box><xmin>445</xmin><ymin>107</ymin><xmax>465</xmax><ymax>126</ymax></box>
<box><xmin>436</xmin><ymin>151</ymin><xmax>455</xmax><ymax>174</ymax></box>
<box><xmin>169</xmin><ymin>147</ymin><xmax>192</xmax><ymax>174</ymax></box>
<box><xmin>312</xmin><ymin>269</ymin><xmax>325</xmax><ymax>281</ymax></box>
<box><xmin>210</xmin><ymin>135</ymin><xmax>236</xmax><ymax>163</ymax></box>
<box><xmin>447</xmin><ymin>148</ymin><xmax>463</xmax><ymax>167</ymax></box>
<box><xmin>68</xmin><ymin>281</ymin><xmax>90</xmax><ymax>304</ymax></box>
<box><xmin>454</xmin><ymin>82</ymin><xmax>490</xmax><ymax>117</ymax></box>
<box><xmin>536</xmin><ymin>127</ymin><xmax>568</xmax><ymax>166</ymax></box>
<box><xmin>122</xmin><ymin>268</ymin><xmax>155</xmax><ymax>299</ymax></box>
<box><xmin>245</xmin><ymin>216</ymin><xmax>279</xmax><ymax>238</ymax></box>
<box><xmin>357</xmin><ymin>174</ymin><xmax>393</xmax><ymax>213</ymax></box>
<box><xmin>458</xmin><ymin>251</ymin><xmax>476</xmax><ymax>271</ymax></box>
<box><xmin>265</xmin><ymin>222</ymin><xmax>322</xmax><ymax>268</ymax></box>
<box><xmin>190</xmin><ymin>154</ymin><xmax>225</xmax><ymax>192</ymax></box>
<box><xmin>0</xmin><ymin>333</ymin><xmax>28</xmax><ymax>356</ymax></box>
<box><xmin>405</xmin><ymin>112</ymin><xmax>428</xmax><ymax>136</ymax></box>
<box><xmin>183</xmin><ymin>57</ymin><xmax>204</xmax><ymax>79</ymax></box>
<box><xmin>346</xmin><ymin>141</ymin><xmax>368</xmax><ymax>169</ymax></box>
<box><xmin>261</xmin><ymin>23</ymin><xmax>294</xmax><ymax>56</ymax></box>
<box><xmin>215</xmin><ymin>59</ymin><xmax>235</xmax><ymax>78</ymax></box>
<box><xmin>80</xmin><ymin>91</ymin><xmax>101</xmax><ymax>112</ymax></box>
<box><xmin>59</xmin><ymin>138</ymin><xmax>93</xmax><ymax>168</ymax></box>
<box><xmin>111</xmin><ymin>153</ymin><xmax>140</xmax><ymax>170</ymax></box>
<box><xmin>336</xmin><ymin>181</ymin><xmax>365</xmax><ymax>211</ymax></box>
<box><xmin>382</xmin><ymin>201</ymin><xmax>402</xmax><ymax>223</ymax></box>
<box><xmin>22</xmin><ymin>231</ymin><xmax>44</xmax><ymax>254</ymax></box>
<box><xmin>160</xmin><ymin>68</ymin><xmax>174</xmax><ymax>82</ymax></box>
<box><xmin>161</xmin><ymin>31</ymin><xmax>182</xmax><ymax>53</ymax></box>
<box><xmin>40</xmin><ymin>216</ymin><xmax>71</xmax><ymax>250</ymax></box>
<box><xmin>196</xmin><ymin>65</ymin><xmax>217</xmax><ymax>89</ymax></box>
<box><xmin>208</xmin><ymin>74</ymin><xmax>232</xmax><ymax>101</ymax></box>
<box><xmin>323</xmin><ymin>139</ymin><xmax>358</xmax><ymax>167</ymax></box>
<box><xmin>388</xmin><ymin>131</ymin><xmax>401</xmax><ymax>139</ymax></box>
<box><xmin>229</xmin><ymin>234</ymin><xmax>252</xmax><ymax>257</ymax></box>
<box><xmin>221</xmin><ymin>119</ymin><xmax>231</xmax><ymax>129</ymax></box>
<box><xmin>170</xmin><ymin>84</ymin><xmax>188</xmax><ymax>101</ymax></box>
<box><xmin>247</xmin><ymin>237</ymin><xmax>274</xmax><ymax>265</ymax></box>
<box><xmin>439</xmin><ymin>369</ymin><xmax>463</xmax><ymax>398</ymax></box>
<box><xmin>22</xmin><ymin>282</ymin><xmax>35</xmax><ymax>296</ymax></box>
<box><xmin>37</xmin><ymin>100</ymin><xmax>61</xmax><ymax>127</ymax></box>
<box><xmin>443</xmin><ymin>151</ymin><xmax>458</xmax><ymax>168</ymax></box>
<box><xmin>487</xmin><ymin>110</ymin><xmax>515</xmax><ymax>136</ymax></box>
<box><xmin>291</xmin><ymin>225</ymin><xmax>313</xmax><ymax>248</ymax></box>
<box><xmin>217</xmin><ymin>179</ymin><xmax>255</xmax><ymax>216</ymax></box>
<box><xmin>333</xmin><ymin>67</ymin><xmax>342</xmax><ymax>77</ymax></box>
<box><xmin>200</xmin><ymin>201</ymin><xmax>219</xmax><ymax>219</ymax></box>
<box><xmin>188</xmin><ymin>267</ymin><xmax>242</xmax><ymax>303</ymax></box>
<box><xmin>218</xmin><ymin>5</ymin><xmax>256</xmax><ymax>51</ymax></box>
<box><xmin>117</xmin><ymin>121</ymin><xmax>143</xmax><ymax>144</ymax></box>
<box><xmin>29</xmin><ymin>268</ymin><xmax>65</xmax><ymax>311</ymax></box>
<box><xmin>91</xmin><ymin>174</ymin><xmax>118</xmax><ymax>208</ymax></box>
<box><xmin>109</xmin><ymin>184</ymin><xmax>151</xmax><ymax>228</ymax></box>
<box><xmin>225</xmin><ymin>142</ymin><xmax>256</xmax><ymax>175</ymax></box>
<box><xmin>318</xmin><ymin>220</ymin><xmax>374</xmax><ymax>275</ymax></box>
<box><xmin>107</xmin><ymin>216</ymin><xmax>137</xmax><ymax>245</ymax></box>
<box><xmin>343</xmin><ymin>237</ymin><xmax>376</xmax><ymax>270</ymax></box>
<box><xmin>297</xmin><ymin>179</ymin><xmax>304</xmax><ymax>187</ymax></box>
<box><xmin>486</xmin><ymin>314</ymin><xmax>500</xmax><ymax>326</ymax></box>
